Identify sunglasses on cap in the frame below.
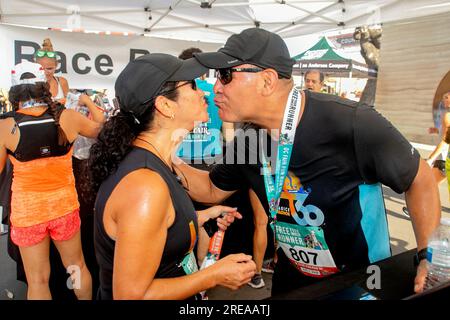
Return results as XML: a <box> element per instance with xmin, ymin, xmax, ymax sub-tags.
<box><xmin>141</xmin><ymin>80</ymin><xmax>198</xmax><ymax>106</ymax></box>
<box><xmin>35</xmin><ymin>50</ymin><xmax>57</xmax><ymax>59</ymax></box>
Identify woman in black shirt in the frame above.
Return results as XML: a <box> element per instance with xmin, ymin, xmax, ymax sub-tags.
<box><xmin>88</xmin><ymin>54</ymin><xmax>256</xmax><ymax>300</ymax></box>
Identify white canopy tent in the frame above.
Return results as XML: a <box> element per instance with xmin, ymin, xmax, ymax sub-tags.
<box><xmin>1</xmin><ymin>0</ymin><xmax>450</xmax><ymax>44</ymax></box>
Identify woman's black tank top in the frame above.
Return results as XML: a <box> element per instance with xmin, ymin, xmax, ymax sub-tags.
<box><xmin>94</xmin><ymin>147</ymin><xmax>199</xmax><ymax>300</ymax></box>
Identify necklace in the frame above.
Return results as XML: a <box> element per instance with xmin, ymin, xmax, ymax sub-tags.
<box><xmin>135</xmin><ymin>137</ymin><xmax>173</xmax><ymax>171</ymax></box>
<box><xmin>134</xmin><ymin>137</ymin><xmax>187</xmax><ymax>188</ymax></box>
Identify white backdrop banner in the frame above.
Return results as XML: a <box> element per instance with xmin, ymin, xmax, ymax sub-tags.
<box><xmin>0</xmin><ymin>24</ymin><xmax>220</xmax><ymax>92</ymax></box>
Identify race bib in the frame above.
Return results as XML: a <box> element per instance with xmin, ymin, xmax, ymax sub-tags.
<box><xmin>276</xmin><ymin>222</ymin><xmax>339</xmax><ymax>277</ymax></box>
<box><xmin>275</xmin><ymin>172</ymin><xmax>339</xmax><ymax>278</ymax></box>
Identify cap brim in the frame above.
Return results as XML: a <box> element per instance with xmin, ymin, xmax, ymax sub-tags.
<box><xmin>168</xmin><ymin>58</ymin><xmax>208</xmax><ymax>81</ymax></box>
<box><xmin>194</xmin><ymin>52</ymin><xmax>243</xmax><ymax>69</ymax></box>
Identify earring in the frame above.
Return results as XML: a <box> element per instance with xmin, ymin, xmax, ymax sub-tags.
<box><xmin>170</xmin><ymin>114</ymin><xmax>175</xmax><ymax>120</ymax></box>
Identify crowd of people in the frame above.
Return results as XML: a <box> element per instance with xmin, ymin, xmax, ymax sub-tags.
<box><xmin>0</xmin><ymin>28</ymin><xmax>445</xmax><ymax>300</ymax></box>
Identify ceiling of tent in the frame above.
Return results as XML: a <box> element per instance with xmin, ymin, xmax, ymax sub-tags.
<box><xmin>1</xmin><ymin>0</ymin><xmax>450</xmax><ymax>43</ymax></box>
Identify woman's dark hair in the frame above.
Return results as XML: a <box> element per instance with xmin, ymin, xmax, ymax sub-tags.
<box><xmin>85</xmin><ymin>81</ymin><xmax>179</xmax><ymax>200</ymax></box>
<box><xmin>8</xmin><ymin>81</ymin><xmax>68</xmax><ymax>146</ymax></box>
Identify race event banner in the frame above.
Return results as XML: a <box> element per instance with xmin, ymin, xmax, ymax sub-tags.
<box><xmin>0</xmin><ymin>24</ymin><xmax>219</xmax><ymax>92</ymax></box>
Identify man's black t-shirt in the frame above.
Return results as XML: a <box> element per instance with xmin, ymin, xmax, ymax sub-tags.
<box><xmin>210</xmin><ymin>90</ymin><xmax>420</xmax><ymax>292</ymax></box>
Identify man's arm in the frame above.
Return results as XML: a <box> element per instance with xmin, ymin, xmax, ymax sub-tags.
<box><xmin>405</xmin><ymin>158</ymin><xmax>441</xmax><ymax>249</ymax></box>
<box><xmin>354</xmin><ymin>106</ymin><xmax>441</xmax><ymax>293</ymax></box>
<box><xmin>405</xmin><ymin>159</ymin><xmax>441</xmax><ymax>293</ymax></box>
<box><xmin>174</xmin><ymin>160</ymin><xmax>235</xmax><ymax>205</ymax></box>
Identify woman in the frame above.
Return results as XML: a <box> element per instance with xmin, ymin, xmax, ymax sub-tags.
<box><xmin>401</xmin><ymin>91</ymin><xmax>450</xmax><ymax>217</ymax></box>
<box><xmin>0</xmin><ymin>60</ymin><xmax>104</xmax><ymax>299</ymax></box>
<box><xmin>427</xmin><ymin>92</ymin><xmax>450</xmax><ymax>189</ymax></box>
<box><xmin>35</xmin><ymin>38</ymin><xmax>68</xmax><ymax>104</ymax></box>
<box><xmin>88</xmin><ymin>53</ymin><xmax>256</xmax><ymax>300</ymax></box>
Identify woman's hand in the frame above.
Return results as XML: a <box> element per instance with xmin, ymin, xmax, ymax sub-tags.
<box><xmin>78</xmin><ymin>93</ymin><xmax>91</xmax><ymax>106</ymax></box>
<box><xmin>197</xmin><ymin>206</ymin><xmax>242</xmax><ymax>230</ymax></box>
<box><xmin>209</xmin><ymin>253</ymin><xmax>256</xmax><ymax>290</ymax></box>
<box><xmin>77</xmin><ymin>93</ymin><xmax>105</xmax><ymax>123</ymax></box>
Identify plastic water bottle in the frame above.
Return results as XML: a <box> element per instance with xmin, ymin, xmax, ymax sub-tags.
<box><xmin>425</xmin><ymin>217</ymin><xmax>450</xmax><ymax>290</ymax></box>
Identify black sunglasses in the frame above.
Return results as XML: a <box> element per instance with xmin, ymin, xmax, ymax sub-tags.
<box><xmin>141</xmin><ymin>80</ymin><xmax>197</xmax><ymax>106</ymax></box>
<box><xmin>216</xmin><ymin>68</ymin><xmax>263</xmax><ymax>85</ymax></box>
<box><xmin>159</xmin><ymin>79</ymin><xmax>197</xmax><ymax>95</ymax></box>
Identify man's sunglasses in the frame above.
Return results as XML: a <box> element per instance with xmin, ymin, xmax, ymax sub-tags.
<box><xmin>141</xmin><ymin>80</ymin><xmax>197</xmax><ymax>106</ymax></box>
<box><xmin>216</xmin><ymin>68</ymin><xmax>263</xmax><ymax>85</ymax></box>
<box><xmin>35</xmin><ymin>50</ymin><xmax>57</xmax><ymax>59</ymax></box>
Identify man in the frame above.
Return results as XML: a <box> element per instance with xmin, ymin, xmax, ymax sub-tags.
<box><xmin>177</xmin><ymin>48</ymin><xmax>271</xmax><ymax>289</ymax></box>
<box><xmin>175</xmin><ymin>27</ymin><xmax>440</xmax><ymax>296</ymax></box>
<box><xmin>304</xmin><ymin>70</ymin><xmax>324</xmax><ymax>92</ymax></box>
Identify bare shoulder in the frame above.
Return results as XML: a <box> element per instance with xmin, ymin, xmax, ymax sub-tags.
<box><xmin>445</xmin><ymin>112</ymin><xmax>450</xmax><ymax>123</ymax></box>
<box><xmin>0</xmin><ymin>117</ymin><xmax>15</xmax><ymax>137</ymax></box>
<box><xmin>59</xmin><ymin>76</ymin><xmax>68</xmax><ymax>84</ymax></box>
<box><xmin>112</xmin><ymin>168</ymin><xmax>171</xmax><ymax>220</ymax></box>
<box><xmin>0</xmin><ymin>117</ymin><xmax>14</xmax><ymax>126</ymax></box>
<box><xmin>60</xmin><ymin>108</ymin><xmax>80</xmax><ymax>124</ymax></box>
<box><xmin>58</xmin><ymin>76</ymin><xmax>69</xmax><ymax>87</ymax></box>
<box><xmin>121</xmin><ymin>169</ymin><xmax>169</xmax><ymax>198</ymax></box>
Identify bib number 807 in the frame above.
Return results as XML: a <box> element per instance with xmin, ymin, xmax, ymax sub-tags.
<box><xmin>289</xmin><ymin>248</ymin><xmax>318</xmax><ymax>265</ymax></box>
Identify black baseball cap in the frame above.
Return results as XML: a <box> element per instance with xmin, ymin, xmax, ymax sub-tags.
<box><xmin>115</xmin><ymin>53</ymin><xmax>208</xmax><ymax>116</ymax></box>
<box><xmin>193</xmin><ymin>28</ymin><xmax>295</xmax><ymax>79</ymax></box>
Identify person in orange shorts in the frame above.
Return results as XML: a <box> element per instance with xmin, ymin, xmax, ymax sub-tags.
<box><xmin>0</xmin><ymin>61</ymin><xmax>105</xmax><ymax>300</ymax></box>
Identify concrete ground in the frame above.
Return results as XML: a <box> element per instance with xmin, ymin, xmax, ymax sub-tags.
<box><xmin>1</xmin><ymin>147</ymin><xmax>449</xmax><ymax>300</ymax></box>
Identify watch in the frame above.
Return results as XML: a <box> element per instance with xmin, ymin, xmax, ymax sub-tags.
<box><xmin>414</xmin><ymin>248</ymin><xmax>428</xmax><ymax>266</ymax></box>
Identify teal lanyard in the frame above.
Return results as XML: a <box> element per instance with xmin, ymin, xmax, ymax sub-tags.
<box><xmin>262</xmin><ymin>87</ymin><xmax>302</xmax><ymax>221</ymax></box>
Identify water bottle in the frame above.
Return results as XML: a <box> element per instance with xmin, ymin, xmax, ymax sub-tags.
<box><xmin>425</xmin><ymin>217</ymin><xmax>450</xmax><ymax>290</ymax></box>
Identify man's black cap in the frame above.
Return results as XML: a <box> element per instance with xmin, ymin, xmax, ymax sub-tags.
<box><xmin>193</xmin><ymin>28</ymin><xmax>295</xmax><ymax>79</ymax></box>
<box><xmin>115</xmin><ymin>53</ymin><xmax>208</xmax><ymax>116</ymax></box>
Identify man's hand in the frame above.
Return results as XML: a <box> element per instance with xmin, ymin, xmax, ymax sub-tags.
<box><xmin>197</xmin><ymin>206</ymin><xmax>242</xmax><ymax>230</ymax></box>
<box><xmin>414</xmin><ymin>259</ymin><xmax>428</xmax><ymax>293</ymax></box>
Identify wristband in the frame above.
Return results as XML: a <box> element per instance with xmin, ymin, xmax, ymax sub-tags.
<box><xmin>414</xmin><ymin>248</ymin><xmax>428</xmax><ymax>266</ymax></box>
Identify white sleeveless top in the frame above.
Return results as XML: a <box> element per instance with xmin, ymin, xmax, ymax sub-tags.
<box><xmin>52</xmin><ymin>76</ymin><xmax>65</xmax><ymax>101</ymax></box>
